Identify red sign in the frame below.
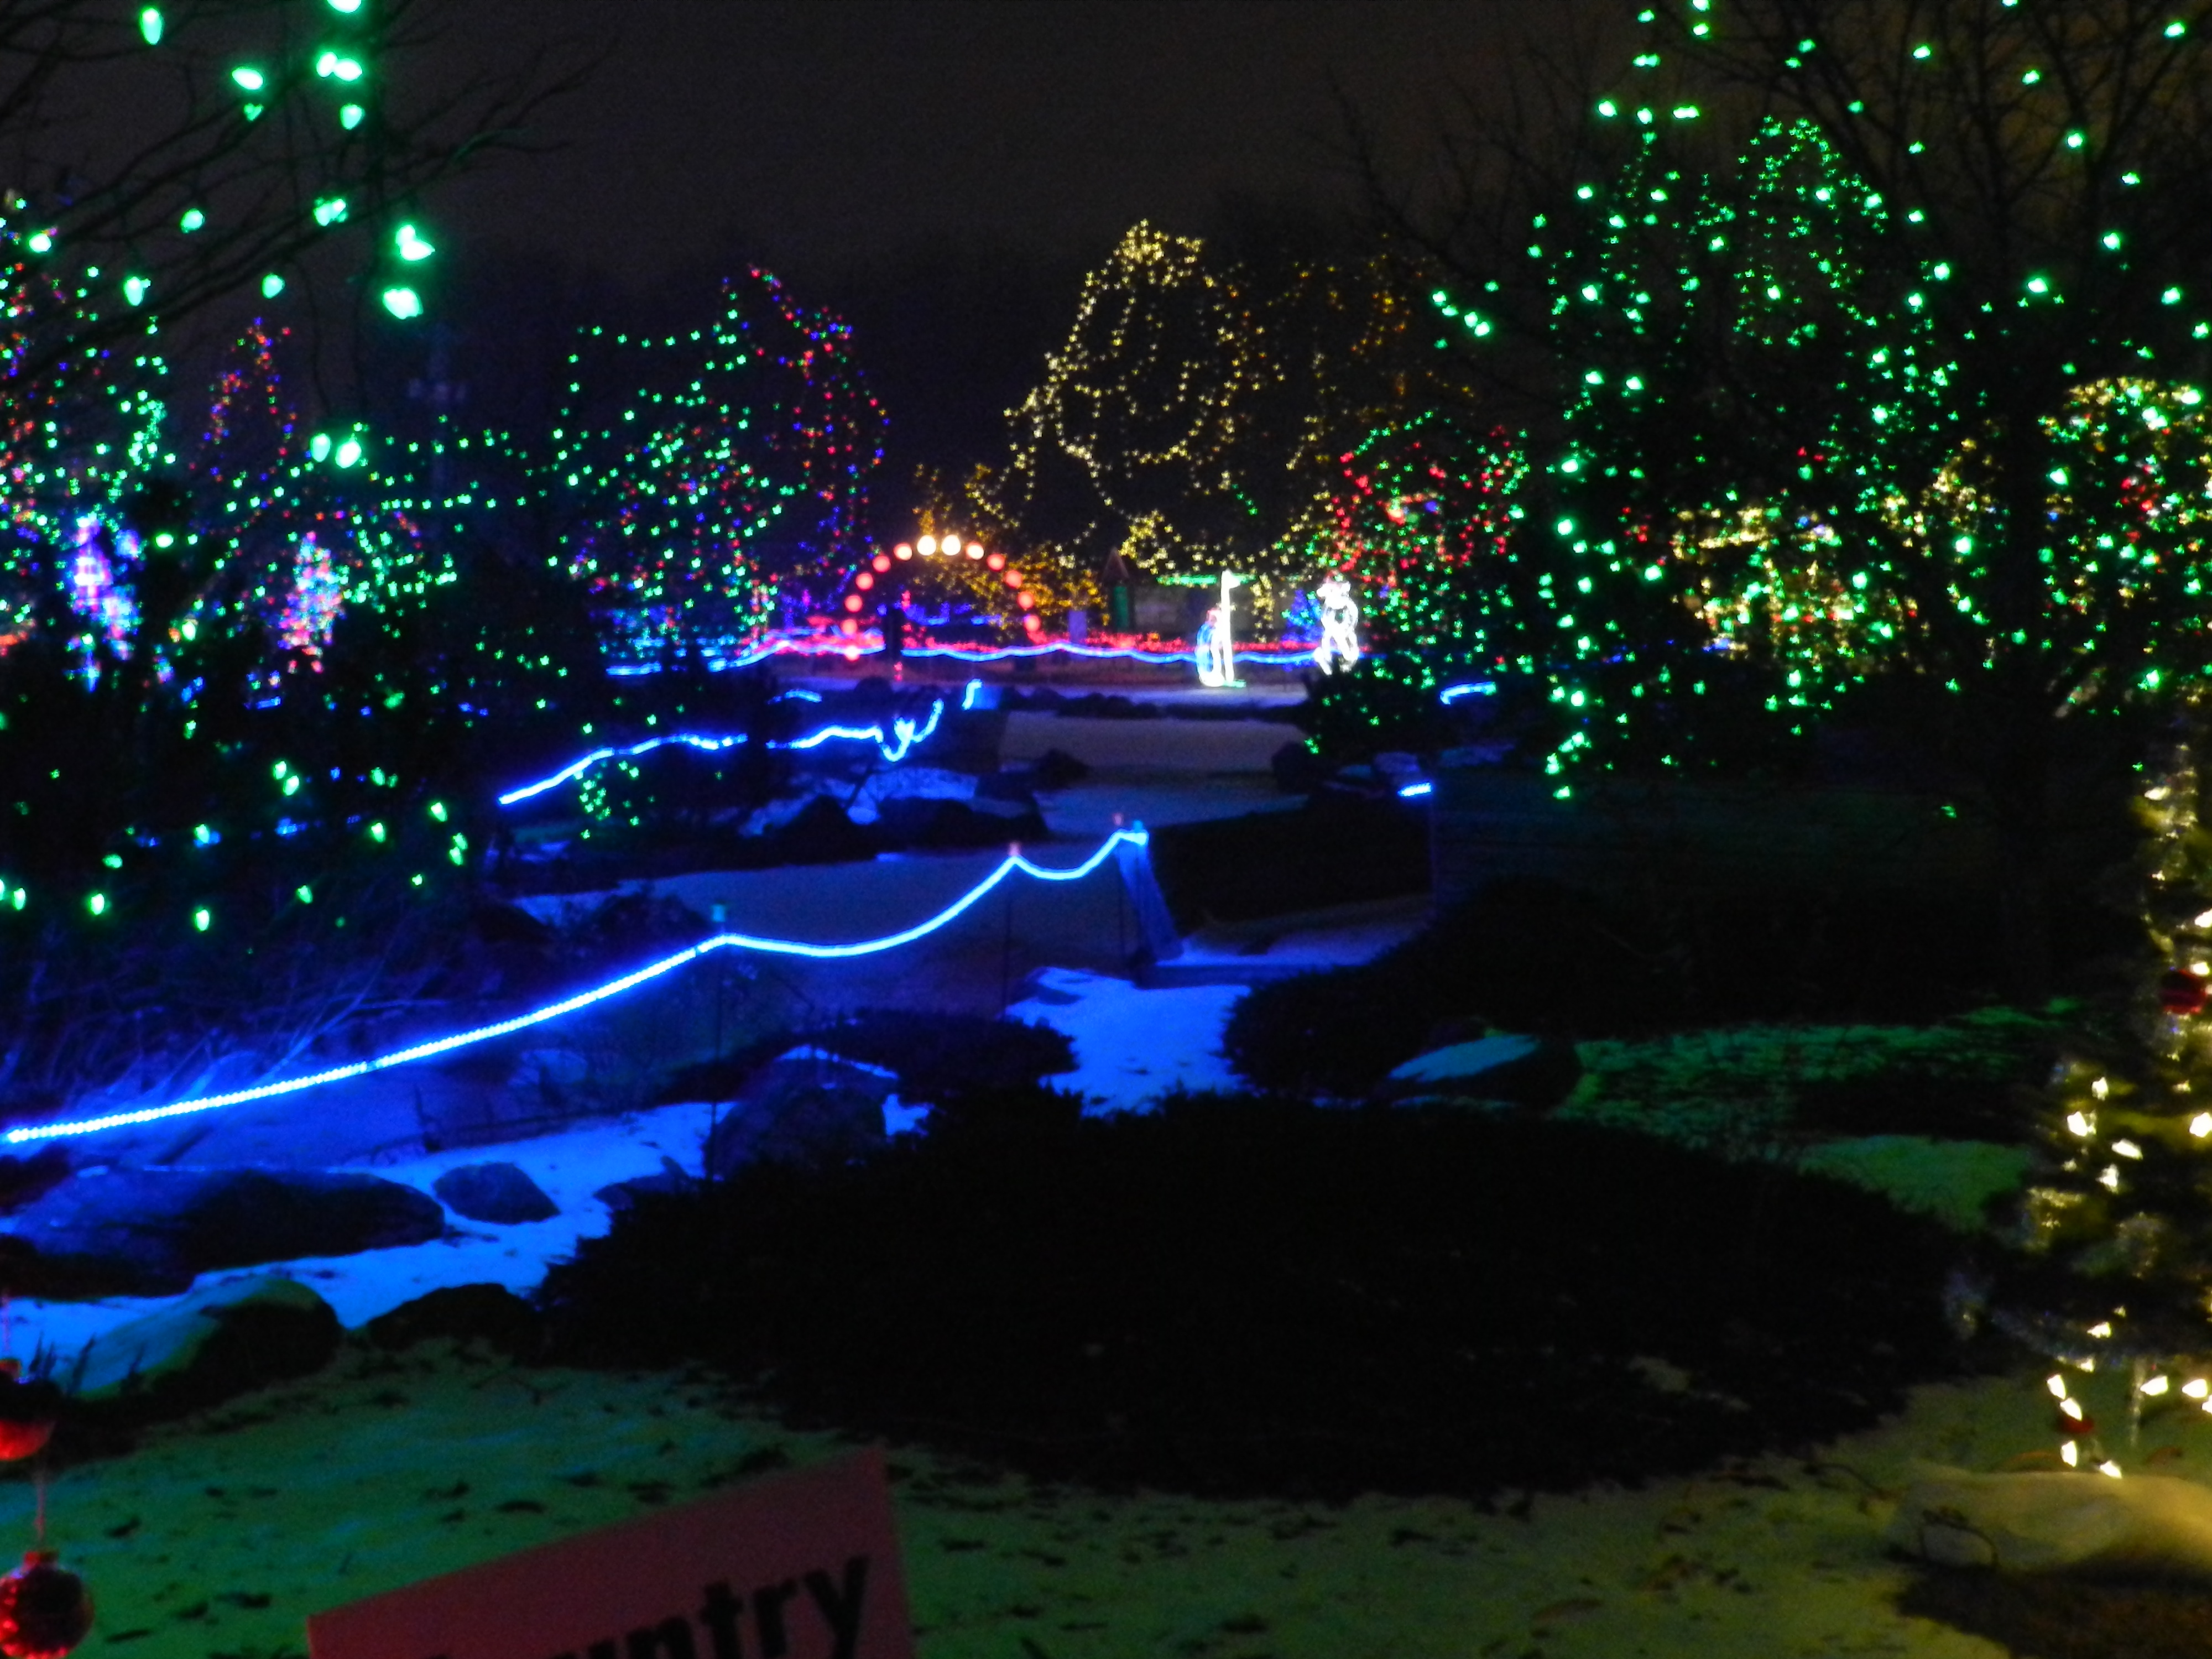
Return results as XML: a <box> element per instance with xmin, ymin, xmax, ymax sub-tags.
<box><xmin>307</xmin><ymin>1448</ymin><xmax>912</xmax><ymax>1659</ymax></box>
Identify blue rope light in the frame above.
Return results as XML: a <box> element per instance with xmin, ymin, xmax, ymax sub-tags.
<box><xmin>1438</xmin><ymin>682</ymin><xmax>1497</xmax><ymax>703</ymax></box>
<box><xmin>497</xmin><ymin>698</ymin><xmax>948</xmax><ymax>808</ymax></box>
<box><xmin>498</xmin><ymin>733</ymin><xmax>747</xmax><ymax>807</ymax></box>
<box><xmin>609</xmin><ymin>636</ymin><xmax>1316</xmax><ymax>676</ymax></box>
<box><xmin>777</xmin><ymin>693</ymin><xmax>943</xmax><ymax>761</ymax></box>
<box><xmin>1396</xmin><ymin>781</ymin><xmax>1434</xmax><ymax>799</ymax></box>
<box><xmin>7</xmin><ymin>828</ymin><xmax>1150</xmax><ymax>1146</ymax></box>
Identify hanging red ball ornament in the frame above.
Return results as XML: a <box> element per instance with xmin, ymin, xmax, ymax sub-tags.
<box><xmin>2058</xmin><ymin>1412</ymin><xmax>2098</xmax><ymax>1438</ymax></box>
<box><xmin>2160</xmin><ymin>970</ymin><xmax>2210</xmax><ymax>1016</ymax></box>
<box><xmin>0</xmin><ymin>1363</ymin><xmax>58</xmax><ymax>1463</ymax></box>
<box><xmin>0</xmin><ymin>1552</ymin><xmax>92</xmax><ymax>1659</ymax></box>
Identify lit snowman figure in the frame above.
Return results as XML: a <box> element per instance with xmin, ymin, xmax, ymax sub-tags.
<box><xmin>1312</xmin><ymin>571</ymin><xmax>1361</xmax><ymax>675</ymax></box>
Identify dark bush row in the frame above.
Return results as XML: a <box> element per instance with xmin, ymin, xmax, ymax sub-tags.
<box><xmin>1224</xmin><ymin>873</ymin><xmax>2129</xmax><ymax>1095</ymax></box>
<box><xmin>539</xmin><ymin>1094</ymin><xmax>1978</xmax><ymax>1500</ymax></box>
<box><xmin>1147</xmin><ymin>795</ymin><xmax>1431</xmax><ymax>931</ymax></box>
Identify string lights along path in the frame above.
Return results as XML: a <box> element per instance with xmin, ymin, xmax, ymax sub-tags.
<box><xmin>495</xmin><ymin>696</ymin><xmax>948</xmax><ymax>807</ymax></box>
<box><xmin>6</xmin><ymin>828</ymin><xmax>1151</xmax><ymax>1147</ymax></box>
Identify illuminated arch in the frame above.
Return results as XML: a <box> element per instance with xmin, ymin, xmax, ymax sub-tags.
<box><xmin>834</xmin><ymin>531</ymin><xmax>1044</xmax><ymax>640</ymax></box>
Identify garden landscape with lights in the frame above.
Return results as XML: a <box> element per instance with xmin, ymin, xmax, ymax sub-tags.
<box><xmin>12</xmin><ymin>1</ymin><xmax>2212</xmax><ymax>1656</ymax></box>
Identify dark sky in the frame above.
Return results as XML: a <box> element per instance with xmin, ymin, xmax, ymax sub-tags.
<box><xmin>425</xmin><ymin>0</ymin><xmax>1550</xmax><ymax>482</ymax></box>
<box><xmin>447</xmin><ymin>0</ymin><xmax>1526</xmax><ymax>285</ymax></box>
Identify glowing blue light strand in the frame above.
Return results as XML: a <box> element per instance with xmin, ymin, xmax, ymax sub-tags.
<box><xmin>7</xmin><ymin>828</ymin><xmax>1150</xmax><ymax>1146</ymax></box>
<box><xmin>497</xmin><ymin>698</ymin><xmax>947</xmax><ymax>808</ymax></box>
<box><xmin>961</xmin><ymin>679</ymin><xmax>985</xmax><ymax>710</ymax></box>
<box><xmin>1397</xmin><ymin>781</ymin><xmax>1434</xmax><ymax>799</ymax></box>
<box><xmin>776</xmin><ymin>693</ymin><xmax>943</xmax><ymax>762</ymax></box>
<box><xmin>497</xmin><ymin>733</ymin><xmax>747</xmax><ymax>807</ymax></box>
<box><xmin>608</xmin><ymin>636</ymin><xmax>1315</xmax><ymax>675</ymax></box>
<box><xmin>1438</xmin><ymin>682</ymin><xmax>1497</xmax><ymax>703</ymax></box>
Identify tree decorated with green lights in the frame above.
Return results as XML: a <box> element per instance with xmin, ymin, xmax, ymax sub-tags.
<box><xmin>180</xmin><ymin>319</ymin><xmax>451</xmax><ymax>671</ymax></box>
<box><xmin>549</xmin><ymin>268</ymin><xmax>885</xmax><ymax>656</ymax></box>
<box><xmin>1423</xmin><ymin>0</ymin><xmax>2212</xmax><ymax>990</ymax></box>
<box><xmin>0</xmin><ymin>1</ymin><xmax>587</xmax><ymax>1124</ymax></box>
<box><xmin>0</xmin><ymin>0</ymin><xmax>575</xmax><ymax>377</ymax></box>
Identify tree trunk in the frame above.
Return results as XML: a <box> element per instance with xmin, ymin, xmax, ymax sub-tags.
<box><xmin>1987</xmin><ymin>703</ymin><xmax>2055</xmax><ymax>1007</ymax></box>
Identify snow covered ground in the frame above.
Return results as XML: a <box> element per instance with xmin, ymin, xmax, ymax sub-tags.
<box><xmin>1010</xmin><ymin>967</ymin><xmax>1246</xmax><ymax>1108</ymax></box>
<box><xmin>9</xmin><ymin>967</ymin><xmax>1258</xmax><ymax>1365</ymax></box>
<box><xmin>4</xmin><ymin>1316</ymin><xmax>2115</xmax><ymax>1659</ymax></box>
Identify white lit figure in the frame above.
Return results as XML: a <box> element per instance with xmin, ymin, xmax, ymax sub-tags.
<box><xmin>1197</xmin><ymin>570</ymin><xmax>1243</xmax><ymax>687</ymax></box>
<box><xmin>1312</xmin><ymin>572</ymin><xmax>1361</xmax><ymax>675</ymax></box>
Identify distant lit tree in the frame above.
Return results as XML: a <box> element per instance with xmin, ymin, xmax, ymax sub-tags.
<box><xmin>549</xmin><ymin>269</ymin><xmax>885</xmax><ymax>656</ymax></box>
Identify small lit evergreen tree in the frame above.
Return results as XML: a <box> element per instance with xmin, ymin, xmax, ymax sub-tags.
<box><xmin>2011</xmin><ymin>709</ymin><xmax>2212</xmax><ymax>1470</ymax></box>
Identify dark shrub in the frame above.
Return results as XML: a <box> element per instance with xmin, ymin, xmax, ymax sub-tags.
<box><xmin>540</xmin><ymin>1097</ymin><xmax>1976</xmax><ymax>1500</ymax></box>
<box><xmin>800</xmin><ymin>1009</ymin><xmax>1074</xmax><ymax>1105</ymax></box>
<box><xmin>1227</xmin><ymin>871</ymin><xmax>2095</xmax><ymax>1095</ymax></box>
<box><xmin>1148</xmin><ymin>795</ymin><xmax>1429</xmax><ymax>930</ymax></box>
<box><xmin>655</xmin><ymin>1009</ymin><xmax>1074</xmax><ymax>1110</ymax></box>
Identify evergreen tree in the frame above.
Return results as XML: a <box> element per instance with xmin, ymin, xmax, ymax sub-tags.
<box><xmin>2012</xmin><ymin>709</ymin><xmax>2212</xmax><ymax>1472</ymax></box>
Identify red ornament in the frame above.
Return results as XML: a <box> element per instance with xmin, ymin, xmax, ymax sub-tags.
<box><xmin>0</xmin><ymin>1552</ymin><xmax>92</xmax><ymax>1659</ymax></box>
<box><xmin>2159</xmin><ymin>969</ymin><xmax>2209</xmax><ymax>1016</ymax></box>
<box><xmin>0</xmin><ymin>1364</ymin><xmax>56</xmax><ymax>1464</ymax></box>
<box><xmin>2058</xmin><ymin>1412</ymin><xmax>2098</xmax><ymax>1437</ymax></box>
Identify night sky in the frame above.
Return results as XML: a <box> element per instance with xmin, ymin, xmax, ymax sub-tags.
<box><xmin>431</xmin><ymin>0</ymin><xmax>1546</xmax><ymax>476</ymax></box>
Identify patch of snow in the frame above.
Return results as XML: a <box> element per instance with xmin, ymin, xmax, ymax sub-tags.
<box><xmin>9</xmin><ymin>1099</ymin><xmax>728</xmax><ymax>1358</ymax></box>
<box><xmin>1009</xmin><ymin>967</ymin><xmax>1245</xmax><ymax>1113</ymax></box>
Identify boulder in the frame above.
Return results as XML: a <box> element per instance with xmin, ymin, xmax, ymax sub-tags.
<box><xmin>1378</xmin><ymin>1034</ymin><xmax>1584</xmax><ymax>1110</ymax></box>
<box><xmin>6</xmin><ymin>1167</ymin><xmax>447</xmax><ymax>1298</ymax></box>
<box><xmin>0</xmin><ymin>1146</ymin><xmax>70</xmax><ymax>1217</ymax></box>
<box><xmin>704</xmin><ymin>1047</ymin><xmax>892</xmax><ymax>1177</ymax></box>
<box><xmin>875</xmin><ymin>795</ymin><xmax>1043</xmax><ymax>848</ymax></box>
<box><xmin>70</xmin><ymin>1276</ymin><xmax>342</xmax><ymax>1421</ymax></box>
<box><xmin>364</xmin><ymin>1283</ymin><xmax>545</xmax><ymax>1359</ymax></box>
<box><xmin>1890</xmin><ymin>1467</ymin><xmax>2212</xmax><ymax>1579</ymax></box>
<box><xmin>596</xmin><ymin>1155</ymin><xmax>697</xmax><ymax>1215</ymax></box>
<box><xmin>433</xmin><ymin>1161</ymin><xmax>560</xmax><ymax>1225</ymax></box>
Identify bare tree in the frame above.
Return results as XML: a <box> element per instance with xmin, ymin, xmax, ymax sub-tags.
<box><xmin>0</xmin><ymin>0</ymin><xmax>592</xmax><ymax>388</ymax></box>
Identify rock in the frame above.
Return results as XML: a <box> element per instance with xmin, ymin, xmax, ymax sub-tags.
<box><xmin>364</xmin><ymin>1284</ymin><xmax>545</xmax><ymax>1359</ymax></box>
<box><xmin>1379</xmin><ymin>1034</ymin><xmax>1583</xmax><ymax>1109</ymax></box>
<box><xmin>875</xmin><ymin>795</ymin><xmax>1042</xmax><ymax>848</ymax></box>
<box><xmin>847</xmin><ymin>766</ymin><xmax>978</xmax><ymax>826</ymax></box>
<box><xmin>433</xmin><ymin>1161</ymin><xmax>560</xmax><ymax>1225</ymax></box>
<box><xmin>1270</xmin><ymin>740</ymin><xmax>1329</xmax><ymax>795</ymax></box>
<box><xmin>0</xmin><ymin>1147</ymin><xmax>69</xmax><ymax>1217</ymax></box>
<box><xmin>975</xmin><ymin>768</ymin><xmax>1041</xmax><ymax>805</ymax></box>
<box><xmin>1889</xmin><ymin>1467</ymin><xmax>2212</xmax><ymax>1579</ymax></box>
<box><xmin>6</xmin><ymin>1168</ymin><xmax>447</xmax><ymax>1298</ymax></box>
<box><xmin>703</xmin><ymin>1047</ymin><xmax>892</xmax><ymax>1177</ymax></box>
<box><xmin>1029</xmin><ymin>748</ymin><xmax>1091</xmax><ymax>790</ymax></box>
<box><xmin>769</xmin><ymin>794</ymin><xmax>877</xmax><ymax>864</ymax></box>
<box><xmin>70</xmin><ymin>1276</ymin><xmax>342</xmax><ymax>1421</ymax></box>
<box><xmin>596</xmin><ymin>1156</ymin><xmax>697</xmax><ymax>1214</ymax></box>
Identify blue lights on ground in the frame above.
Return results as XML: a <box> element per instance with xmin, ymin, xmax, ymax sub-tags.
<box><xmin>497</xmin><ymin>732</ymin><xmax>749</xmax><ymax>807</ymax></box>
<box><xmin>609</xmin><ymin>635</ymin><xmax>1314</xmax><ymax>676</ymax></box>
<box><xmin>8</xmin><ymin>828</ymin><xmax>1150</xmax><ymax>1146</ymax></box>
<box><xmin>497</xmin><ymin>697</ymin><xmax>948</xmax><ymax>808</ymax></box>
<box><xmin>1438</xmin><ymin>682</ymin><xmax>1496</xmax><ymax>703</ymax></box>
